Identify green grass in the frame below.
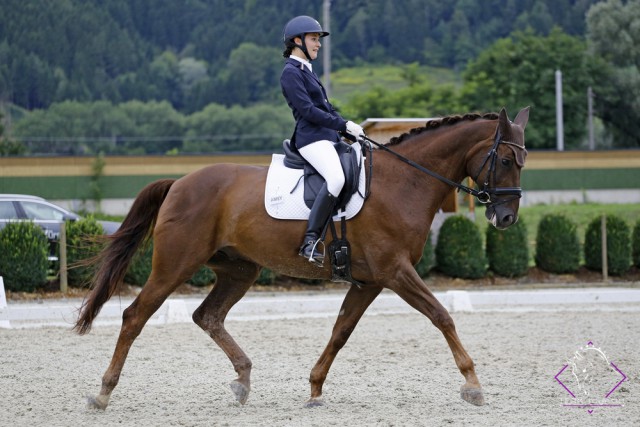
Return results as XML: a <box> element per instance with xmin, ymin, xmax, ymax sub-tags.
<box><xmin>471</xmin><ymin>202</ymin><xmax>640</xmax><ymax>265</ymax></box>
<box><xmin>331</xmin><ymin>64</ymin><xmax>461</xmax><ymax>104</ymax></box>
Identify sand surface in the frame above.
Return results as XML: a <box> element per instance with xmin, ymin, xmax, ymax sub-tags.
<box><xmin>0</xmin><ymin>306</ymin><xmax>637</xmax><ymax>426</ymax></box>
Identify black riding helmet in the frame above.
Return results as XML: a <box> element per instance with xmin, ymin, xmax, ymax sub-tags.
<box><xmin>283</xmin><ymin>15</ymin><xmax>329</xmax><ymax>61</ymax></box>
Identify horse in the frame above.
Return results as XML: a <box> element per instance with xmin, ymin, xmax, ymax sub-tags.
<box><xmin>75</xmin><ymin>107</ymin><xmax>530</xmax><ymax>410</ymax></box>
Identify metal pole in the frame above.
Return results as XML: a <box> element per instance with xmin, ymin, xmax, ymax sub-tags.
<box><xmin>322</xmin><ymin>0</ymin><xmax>332</xmax><ymax>98</ymax></box>
<box><xmin>59</xmin><ymin>222</ymin><xmax>68</xmax><ymax>293</ymax></box>
<box><xmin>601</xmin><ymin>215</ymin><xmax>608</xmax><ymax>283</ymax></box>
<box><xmin>587</xmin><ymin>86</ymin><xmax>595</xmax><ymax>150</ymax></box>
<box><xmin>555</xmin><ymin>70</ymin><xmax>564</xmax><ymax>151</ymax></box>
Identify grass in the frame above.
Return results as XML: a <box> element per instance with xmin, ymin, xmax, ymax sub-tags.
<box><xmin>330</xmin><ymin>63</ymin><xmax>461</xmax><ymax>103</ymax></box>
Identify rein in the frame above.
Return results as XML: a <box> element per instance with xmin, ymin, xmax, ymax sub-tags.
<box><xmin>362</xmin><ymin>129</ymin><xmax>524</xmax><ymax>206</ymax></box>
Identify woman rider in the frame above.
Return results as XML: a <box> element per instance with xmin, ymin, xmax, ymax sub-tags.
<box><xmin>280</xmin><ymin>15</ymin><xmax>364</xmax><ymax>266</ymax></box>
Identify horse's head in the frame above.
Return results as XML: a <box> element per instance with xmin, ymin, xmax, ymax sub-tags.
<box><xmin>471</xmin><ymin>107</ymin><xmax>529</xmax><ymax>229</ymax></box>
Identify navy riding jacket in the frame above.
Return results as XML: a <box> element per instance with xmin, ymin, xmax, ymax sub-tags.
<box><xmin>280</xmin><ymin>57</ymin><xmax>348</xmax><ymax>149</ymax></box>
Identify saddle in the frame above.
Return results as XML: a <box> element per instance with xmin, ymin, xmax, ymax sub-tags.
<box><xmin>282</xmin><ymin>139</ymin><xmax>363</xmax><ymax>211</ymax></box>
<box><xmin>281</xmin><ymin>138</ymin><xmax>366</xmax><ymax>287</ymax></box>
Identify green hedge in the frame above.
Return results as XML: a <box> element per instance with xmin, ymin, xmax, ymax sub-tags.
<box><xmin>584</xmin><ymin>214</ymin><xmax>631</xmax><ymax>276</ymax></box>
<box><xmin>65</xmin><ymin>216</ymin><xmax>105</xmax><ymax>287</ymax></box>
<box><xmin>633</xmin><ymin>219</ymin><xmax>640</xmax><ymax>268</ymax></box>
<box><xmin>415</xmin><ymin>233</ymin><xmax>434</xmax><ymax>278</ymax></box>
<box><xmin>486</xmin><ymin>219</ymin><xmax>529</xmax><ymax>277</ymax></box>
<box><xmin>435</xmin><ymin>215</ymin><xmax>486</xmax><ymax>279</ymax></box>
<box><xmin>535</xmin><ymin>214</ymin><xmax>581</xmax><ymax>274</ymax></box>
<box><xmin>0</xmin><ymin>222</ymin><xmax>49</xmax><ymax>292</ymax></box>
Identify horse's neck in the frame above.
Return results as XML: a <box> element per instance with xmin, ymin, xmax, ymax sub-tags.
<box><xmin>396</xmin><ymin>121</ymin><xmax>492</xmax><ymax>185</ymax></box>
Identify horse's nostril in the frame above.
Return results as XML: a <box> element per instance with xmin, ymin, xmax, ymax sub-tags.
<box><xmin>501</xmin><ymin>214</ymin><xmax>514</xmax><ymax>226</ymax></box>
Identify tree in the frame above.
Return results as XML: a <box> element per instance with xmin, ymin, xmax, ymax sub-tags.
<box><xmin>461</xmin><ymin>28</ymin><xmax>607</xmax><ymax>149</ymax></box>
<box><xmin>586</xmin><ymin>0</ymin><xmax>640</xmax><ymax>147</ymax></box>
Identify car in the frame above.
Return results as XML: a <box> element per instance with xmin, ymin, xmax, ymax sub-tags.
<box><xmin>0</xmin><ymin>194</ymin><xmax>121</xmax><ymax>261</ymax></box>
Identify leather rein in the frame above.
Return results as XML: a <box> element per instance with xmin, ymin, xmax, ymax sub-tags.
<box><xmin>361</xmin><ymin>128</ymin><xmax>526</xmax><ymax>206</ymax></box>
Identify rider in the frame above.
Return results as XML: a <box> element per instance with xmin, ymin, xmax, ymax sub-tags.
<box><xmin>280</xmin><ymin>15</ymin><xmax>364</xmax><ymax>266</ymax></box>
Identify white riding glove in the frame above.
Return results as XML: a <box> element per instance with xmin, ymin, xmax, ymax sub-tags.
<box><xmin>345</xmin><ymin>121</ymin><xmax>364</xmax><ymax>139</ymax></box>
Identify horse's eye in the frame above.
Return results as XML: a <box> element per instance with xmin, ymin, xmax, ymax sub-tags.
<box><xmin>501</xmin><ymin>158</ymin><xmax>512</xmax><ymax>167</ymax></box>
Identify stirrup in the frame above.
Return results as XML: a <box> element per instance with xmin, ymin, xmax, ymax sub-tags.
<box><xmin>300</xmin><ymin>239</ymin><xmax>325</xmax><ymax>267</ymax></box>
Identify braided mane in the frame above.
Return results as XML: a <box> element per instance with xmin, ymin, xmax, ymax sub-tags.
<box><xmin>386</xmin><ymin>112</ymin><xmax>499</xmax><ymax>147</ymax></box>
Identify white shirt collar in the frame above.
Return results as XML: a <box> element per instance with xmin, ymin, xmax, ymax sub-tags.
<box><xmin>289</xmin><ymin>55</ymin><xmax>312</xmax><ymax>72</ymax></box>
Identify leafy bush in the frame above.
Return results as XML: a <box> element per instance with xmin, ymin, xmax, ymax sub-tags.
<box><xmin>0</xmin><ymin>221</ymin><xmax>49</xmax><ymax>292</ymax></box>
<box><xmin>65</xmin><ymin>217</ymin><xmax>105</xmax><ymax>286</ymax></box>
<box><xmin>435</xmin><ymin>215</ymin><xmax>486</xmax><ymax>279</ymax></box>
<box><xmin>415</xmin><ymin>233</ymin><xmax>434</xmax><ymax>278</ymax></box>
<box><xmin>633</xmin><ymin>219</ymin><xmax>640</xmax><ymax>268</ymax></box>
<box><xmin>486</xmin><ymin>219</ymin><xmax>529</xmax><ymax>277</ymax></box>
<box><xmin>584</xmin><ymin>215</ymin><xmax>631</xmax><ymax>275</ymax></box>
<box><xmin>535</xmin><ymin>214</ymin><xmax>580</xmax><ymax>274</ymax></box>
<box><xmin>255</xmin><ymin>268</ymin><xmax>276</xmax><ymax>285</ymax></box>
<box><xmin>188</xmin><ymin>266</ymin><xmax>215</xmax><ymax>287</ymax></box>
<box><xmin>125</xmin><ymin>242</ymin><xmax>153</xmax><ymax>286</ymax></box>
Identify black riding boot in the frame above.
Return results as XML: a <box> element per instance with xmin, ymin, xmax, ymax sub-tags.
<box><xmin>299</xmin><ymin>184</ymin><xmax>336</xmax><ymax>266</ymax></box>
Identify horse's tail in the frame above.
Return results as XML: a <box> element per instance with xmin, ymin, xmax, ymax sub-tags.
<box><xmin>74</xmin><ymin>179</ymin><xmax>176</xmax><ymax>335</ymax></box>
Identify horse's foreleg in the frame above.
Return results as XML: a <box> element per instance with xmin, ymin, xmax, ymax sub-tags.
<box><xmin>307</xmin><ymin>284</ymin><xmax>382</xmax><ymax>407</ymax></box>
<box><xmin>390</xmin><ymin>266</ymin><xmax>484</xmax><ymax>406</ymax></box>
<box><xmin>192</xmin><ymin>257</ymin><xmax>260</xmax><ymax>405</ymax></box>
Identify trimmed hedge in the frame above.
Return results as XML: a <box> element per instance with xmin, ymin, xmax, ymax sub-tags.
<box><xmin>415</xmin><ymin>233</ymin><xmax>434</xmax><ymax>278</ymax></box>
<box><xmin>435</xmin><ymin>215</ymin><xmax>486</xmax><ymax>279</ymax></box>
<box><xmin>66</xmin><ymin>216</ymin><xmax>105</xmax><ymax>287</ymax></box>
<box><xmin>0</xmin><ymin>221</ymin><xmax>49</xmax><ymax>292</ymax></box>
<box><xmin>486</xmin><ymin>218</ymin><xmax>529</xmax><ymax>277</ymax></box>
<box><xmin>535</xmin><ymin>213</ymin><xmax>581</xmax><ymax>274</ymax></box>
<box><xmin>633</xmin><ymin>219</ymin><xmax>640</xmax><ymax>268</ymax></box>
<box><xmin>584</xmin><ymin>214</ymin><xmax>631</xmax><ymax>276</ymax></box>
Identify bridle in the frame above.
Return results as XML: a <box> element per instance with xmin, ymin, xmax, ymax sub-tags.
<box><xmin>361</xmin><ymin>126</ymin><xmax>526</xmax><ymax>207</ymax></box>
<box><xmin>470</xmin><ymin>128</ymin><xmax>527</xmax><ymax>205</ymax></box>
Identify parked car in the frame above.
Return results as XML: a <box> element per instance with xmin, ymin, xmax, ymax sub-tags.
<box><xmin>0</xmin><ymin>194</ymin><xmax>121</xmax><ymax>261</ymax></box>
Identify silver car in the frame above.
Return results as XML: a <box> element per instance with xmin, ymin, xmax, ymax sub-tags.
<box><xmin>0</xmin><ymin>194</ymin><xmax>120</xmax><ymax>261</ymax></box>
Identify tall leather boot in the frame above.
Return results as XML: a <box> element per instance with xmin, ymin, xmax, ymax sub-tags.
<box><xmin>299</xmin><ymin>184</ymin><xmax>336</xmax><ymax>266</ymax></box>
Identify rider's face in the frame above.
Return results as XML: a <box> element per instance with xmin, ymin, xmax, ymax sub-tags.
<box><xmin>294</xmin><ymin>33</ymin><xmax>321</xmax><ymax>60</ymax></box>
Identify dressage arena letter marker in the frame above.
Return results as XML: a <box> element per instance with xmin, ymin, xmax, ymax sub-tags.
<box><xmin>0</xmin><ymin>276</ymin><xmax>10</xmax><ymax>328</ymax></box>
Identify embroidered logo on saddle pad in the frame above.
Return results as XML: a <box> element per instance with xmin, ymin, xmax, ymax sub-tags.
<box><xmin>264</xmin><ymin>154</ymin><xmax>366</xmax><ymax>220</ymax></box>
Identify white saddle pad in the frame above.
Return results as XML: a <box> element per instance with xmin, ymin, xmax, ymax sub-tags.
<box><xmin>264</xmin><ymin>153</ymin><xmax>366</xmax><ymax>221</ymax></box>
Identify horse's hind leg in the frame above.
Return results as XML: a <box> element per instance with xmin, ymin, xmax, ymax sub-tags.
<box><xmin>307</xmin><ymin>284</ymin><xmax>383</xmax><ymax>407</ymax></box>
<box><xmin>87</xmin><ymin>269</ymin><xmax>198</xmax><ymax>410</ymax></box>
<box><xmin>192</xmin><ymin>255</ymin><xmax>260</xmax><ymax>405</ymax></box>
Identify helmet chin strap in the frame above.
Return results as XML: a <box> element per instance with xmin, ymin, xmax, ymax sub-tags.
<box><xmin>294</xmin><ymin>35</ymin><xmax>313</xmax><ymax>61</ymax></box>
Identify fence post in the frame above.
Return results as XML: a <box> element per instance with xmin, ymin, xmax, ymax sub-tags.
<box><xmin>601</xmin><ymin>215</ymin><xmax>608</xmax><ymax>283</ymax></box>
<box><xmin>59</xmin><ymin>221</ymin><xmax>68</xmax><ymax>293</ymax></box>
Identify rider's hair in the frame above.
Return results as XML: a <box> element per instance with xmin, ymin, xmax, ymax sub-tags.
<box><xmin>282</xmin><ymin>39</ymin><xmax>296</xmax><ymax>58</ymax></box>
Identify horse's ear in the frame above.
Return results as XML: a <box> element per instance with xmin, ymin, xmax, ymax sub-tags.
<box><xmin>513</xmin><ymin>107</ymin><xmax>530</xmax><ymax>130</ymax></box>
<box><xmin>498</xmin><ymin>107</ymin><xmax>510</xmax><ymax>134</ymax></box>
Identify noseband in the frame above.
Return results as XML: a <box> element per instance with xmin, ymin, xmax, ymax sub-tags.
<box><xmin>362</xmin><ymin>128</ymin><xmax>526</xmax><ymax>208</ymax></box>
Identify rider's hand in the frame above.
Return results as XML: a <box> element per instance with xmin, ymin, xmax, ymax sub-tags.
<box><xmin>345</xmin><ymin>121</ymin><xmax>364</xmax><ymax>140</ymax></box>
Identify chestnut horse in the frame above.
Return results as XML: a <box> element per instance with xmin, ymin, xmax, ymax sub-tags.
<box><xmin>75</xmin><ymin>107</ymin><xmax>529</xmax><ymax>410</ymax></box>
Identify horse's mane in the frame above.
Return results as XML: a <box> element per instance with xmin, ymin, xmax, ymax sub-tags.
<box><xmin>386</xmin><ymin>112</ymin><xmax>499</xmax><ymax>146</ymax></box>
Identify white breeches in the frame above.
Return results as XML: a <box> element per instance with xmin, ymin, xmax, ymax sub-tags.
<box><xmin>298</xmin><ymin>140</ymin><xmax>345</xmax><ymax>197</ymax></box>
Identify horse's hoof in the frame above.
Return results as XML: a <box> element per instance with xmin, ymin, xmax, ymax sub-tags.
<box><xmin>86</xmin><ymin>394</ymin><xmax>108</xmax><ymax>410</ymax></box>
<box><xmin>460</xmin><ymin>386</ymin><xmax>485</xmax><ymax>406</ymax></box>
<box><xmin>230</xmin><ymin>380</ymin><xmax>250</xmax><ymax>405</ymax></box>
<box><xmin>304</xmin><ymin>397</ymin><xmax>325</xmax><ymax>408</ymax></box>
